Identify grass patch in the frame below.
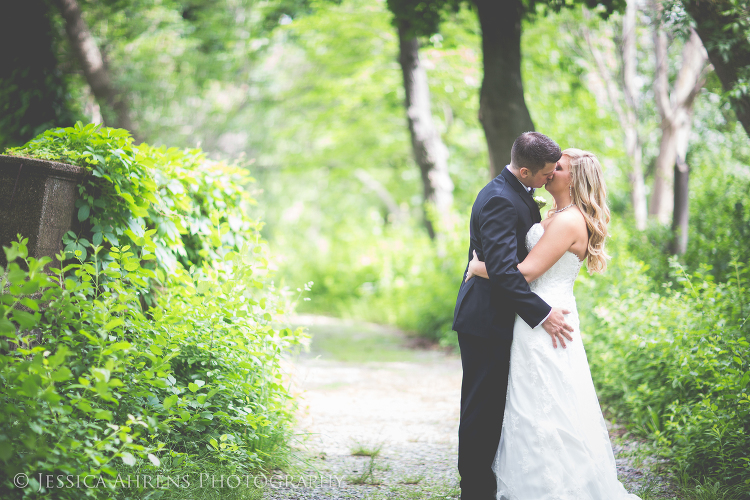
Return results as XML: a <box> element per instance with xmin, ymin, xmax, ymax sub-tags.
<box><xmin>632</xmin><ymin>478</ymin><xmax>666</xmax><ymax>500</ymax></box>
<box><xmin>347</xmin><ymin>454</ymin><xmax>382</xmax><ymax>485</ymax></box>
<box><xmin>398</xmin><ymin>474</ymin><xmax>424</xmax><ymax>485</ymax></box>
<box><xmin>677</xmin><ymin>472</ymin><xmax>749</xmax><ymax>500</ymax></box>
<box><xmin>370</xmin><ymin>480</ymin><xmax>460</xmax><ymax>499</ymax></box>
<box><xmin>350</xmin><ymin>441</ymin><xmax>383</xmax><ymax>457</ymax></box>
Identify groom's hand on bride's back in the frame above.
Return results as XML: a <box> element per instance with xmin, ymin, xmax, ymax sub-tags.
<box><xmin>542</xmin><ymin>308</ymin><xmax>574</xmax><ymax>349</ymax></box>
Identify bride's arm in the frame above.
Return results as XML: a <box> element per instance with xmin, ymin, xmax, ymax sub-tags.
<box><xmin>518</xmin><ymin>212</ymin><xmax>581</xmax><ymax>282</ymax></box>
<box><xmin>466</xmin><ymin>212</ymin><xmax>583</xmax><ymax>283</ymax></box>
<box><xmin>465</xmin><ymin>250</ymin><xmax>489</xmax><ymax>282</ymax></box>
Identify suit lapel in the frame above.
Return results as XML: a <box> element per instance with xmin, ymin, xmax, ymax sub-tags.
<box><xmin>522</xmin><ymin>189</ymin><xmax>542</xmax><ymax>224</ymax></box>
<box><xmin>500</xmin><ymin>168</ymin><xmax>542</xmax><ymax>223</ymax></box>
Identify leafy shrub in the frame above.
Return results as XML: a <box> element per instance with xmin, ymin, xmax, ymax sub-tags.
<box><xmin>6</xmin><ymin>122</ymin><xmax>257</xmax><ymax>273</ymax></box>
<box><xmin>620</xmin><ymin>159</ymin><xmax>750</xmax><ymax>285</ymax></box>
<box><xmin>0</xmin><ymin>124</ymin><xmax>305</xmax><ymax>499</ymax></box>
<box><xmin>577</xmin><ymin>229</ymin><xmax>750</xmax><ymax>487</ymax></box>
<box><xmin>277</xmin><ymin>213</ymin><xmax>466</xmax><ymax>345</ymax></box>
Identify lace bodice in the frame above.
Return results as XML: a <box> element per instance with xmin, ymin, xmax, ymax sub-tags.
<box><xmin>526</xmin><ymin>223</ymin><xmax>584</xmax><ymax>309</ymax></box>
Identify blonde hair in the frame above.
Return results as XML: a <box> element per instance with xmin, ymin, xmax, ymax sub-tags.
<box><xmin>551</xmin><ymin>148</ymin><xmax>611</xmax><ymax>273</ymax></box>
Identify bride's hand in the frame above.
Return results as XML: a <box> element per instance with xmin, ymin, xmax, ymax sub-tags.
<box><xmin>464</xmin><ymin>250</ymin><xmax>481</xmax><ymax>282</ymax></box>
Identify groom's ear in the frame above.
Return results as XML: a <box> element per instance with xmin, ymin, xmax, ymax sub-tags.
<box><xmin>518</xmin><ymin>167</ymin><xmax>530</xmax><ymax>179</ymax></box>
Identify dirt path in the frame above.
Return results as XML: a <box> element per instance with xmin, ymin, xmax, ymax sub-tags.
<box><xmin>266</xmin><ymin>315</ymin><xmax>672</xmax><ymax>500</ymax></box>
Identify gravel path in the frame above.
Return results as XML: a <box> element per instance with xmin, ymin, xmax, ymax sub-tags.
<box><xmin>266</xmin><ymin>315</ymin><xmax>673</xmax><ymax>500</ymax></box>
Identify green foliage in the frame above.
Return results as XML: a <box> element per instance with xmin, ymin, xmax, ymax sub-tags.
<box><xmin>0</xmin><ymin>125</ymin><xmax>306</xmax><ymax>498</ymax></box>
<box><xmin>577</xmin><ymin>226</ymin><xmax>750</xmax><ymax>487</ymax></box>
<box><xmin>280</xmin><ymin>214</ymin><xmax>464</xmax><ymax>343</ymax></box>
<box><xmin>137</xmin><ymin>144</ymin><xmax>258</xmax><ymax>271</ymax></box>
<box><xmin>65</xmin><ymin>0</ymin><xmax>298</xmax><ymax>149</ymax></box>
<box><xmin>384</xmin><ymin>0</ymin><xmax>625</xmax><ymax>41</ymax></box>
<box><xmin>679</xmin><ymin>0</ymin><xmax>750</xmax><ymax>122</ymax></box>
<box><xmin>619</xmin><ymin>114</ymin><xmax>750</xmax><ymax>284</ymax></box>
<box><xmin>385</xmin><ymin>0</ymin><xmax>463</xmax><ymax>37</ymax></box>
<box><xmin>681</xmin><ymin>168</ymin><xmax>750</xmax><ymax>282</ymax></box>
<box><xmin>6</xmin><ymin>122</ymin><xmax>257</xmax><ymax>273</ymax></box>
<box><xmin>529</xmin><ymin>0</ymin><xmax>625</xmax><ymax>19</ymax></box>
<box><xmin>261</xmin><ymin>0</ymin><xmax>414</xmax><ymax>179</ymax></box>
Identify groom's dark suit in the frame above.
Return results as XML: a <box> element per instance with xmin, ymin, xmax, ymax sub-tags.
<box><xmin>453</xmin><ymin>167</ymin><xmax>552</xmax><ymax>500</ymax></box>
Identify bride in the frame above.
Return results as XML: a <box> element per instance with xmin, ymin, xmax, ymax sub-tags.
<box><xmin>464</xmin><ymin>148</ymin><xmax>641</xmax><ymax>500</ymax></box>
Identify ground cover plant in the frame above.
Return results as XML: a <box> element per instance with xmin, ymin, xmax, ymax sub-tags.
<box><xmin>0</xmin><ymin>123</ymin><xmax>306</xmax><ymax>499</ymax></box>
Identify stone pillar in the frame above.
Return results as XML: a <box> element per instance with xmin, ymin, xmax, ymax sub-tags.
<box><xmin>1</xmin><ymin>154</ymin><xmax>87</xmax><ymax>269</ymax></box>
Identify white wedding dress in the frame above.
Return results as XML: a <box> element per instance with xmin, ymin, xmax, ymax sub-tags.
<box><xmin>493</xmin><ymin>223</ymin><xmax>640</xmax><ymax>500</ymax></box>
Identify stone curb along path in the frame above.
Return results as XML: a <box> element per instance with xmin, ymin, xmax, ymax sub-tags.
<box><xmin>266</xmin><ymin>315</ymin><xmax>672</xmax><ymax>500</ymax></box>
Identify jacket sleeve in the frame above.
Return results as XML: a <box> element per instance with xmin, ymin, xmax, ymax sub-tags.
<box><xmin>479</xmin><ymin>195</ymin><xmax>551</xmax><ymax>328</ymax></box>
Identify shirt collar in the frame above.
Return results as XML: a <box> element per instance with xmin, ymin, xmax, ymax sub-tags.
<box><xmin>505</xmin><ymin>165</ymin><xmax>534</xmax><ymax>195</ymax></box>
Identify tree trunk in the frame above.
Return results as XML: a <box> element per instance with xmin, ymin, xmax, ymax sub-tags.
<box><xmin>0</xmin><ymin>0</ymin><xmax>77</xmax><ymax>147</ymax></box>
<box><xmin>397</xmin><ymin>23</ymin><xmax>454</xmax><ymax>239</ymax></box>
<box><xmin>670</xmin><ymin>88</ymin><xmax>699</xmax><ymax>255</ymax></box>
<box><xmin>650</xmin><ymin>124</ymin><xmax>677</xmax><ymax>224</ymax></box>
<box><xmin>651</xmin><ymin>23</ymin><xmax>708</xmax><ymax>226</ymax></box>
<box><xmin>582</xmin><ymin>4</ymin><xmax>648</xmax><ymax>230</ymax></box>
<box><xmin>682</xmin><ymin>0</ymin><xmax>750</xmax><ymax>139</ymax></box>
<box><xmin>620</xmin><ymin>0</ymin><xmax>649</xmax><ymax>230</ymax></box>
<box><xmin>53</xmin><ymin>0</ymin><xmax>138</xmax><ymax>138</ymax></box>
<box><xmin>473</xmin><ymin>0</ymin><xmax>535</xmax><ymax>179</ymax></box>
<box><xmin>650</xmin><ymin>23</ymin><xmax>675</xmax><ymax>223</ymax></box>
<box><xmin>671</xmin><ymin>157</ymin><xmax>690</xmax><ymax>254</ymax></box>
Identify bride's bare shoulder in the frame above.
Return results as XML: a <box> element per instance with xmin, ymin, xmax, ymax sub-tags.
<box><xmin>543</xmin><ymin>206</ymin><xmax>585</xmax><ymax>231</ymax></box>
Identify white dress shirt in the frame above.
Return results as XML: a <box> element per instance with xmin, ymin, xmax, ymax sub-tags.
<box><xmin>505</xmin><ymin>165</ymin><xmax>535</xmax><ymax>195</ymax></box>
<box><xmin>504</xmin><ymin>166</ymin><xmax>551</xmax><ymax>329</ymax></box>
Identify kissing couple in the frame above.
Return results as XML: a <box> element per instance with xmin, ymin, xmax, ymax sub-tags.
<box><xmin>452</xmin><ymin>132</ymin><xmax>641</xmax><ymax>500</ymax></box>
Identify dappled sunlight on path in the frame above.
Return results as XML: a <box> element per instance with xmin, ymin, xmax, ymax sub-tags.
<box><xmin>273</xmin><ymin>315</ymin><xmax>461</xmax><ymax>499</ymax></box>
<box><xmin>267</xmin><ymin>315</ymin><xmax>672</xmax><ymax>500</ymax></box>
<box><xmin>288</xmin><ymin>315</ymin><xmax>461</xmax><ymax>456</ymax></box>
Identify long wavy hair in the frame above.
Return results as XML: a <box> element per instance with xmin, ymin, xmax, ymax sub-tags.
<box><xmin>551</xmin><ymin>148</ymin><xmax>611</xmax><ymax>273</ymax></box>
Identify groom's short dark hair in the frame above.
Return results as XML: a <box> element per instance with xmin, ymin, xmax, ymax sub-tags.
<box><xmin>510</xmin><ymin>132</ymin><xmax>562</xmax><ymax>173</ymax></box>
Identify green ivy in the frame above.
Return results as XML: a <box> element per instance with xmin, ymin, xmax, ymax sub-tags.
<box><xmin>1</xmin><ymin>124</ymin><xmax>307</xmax><ymax>499</ymax></box>
<box><xmin>6</xmin><ymin>122</ymin><xmax>257</xmax><ymax>273</ymax></box>
<box><xmin>7</xmin><ymin>123</ymin><xmax>154</xmax><ymax>264</ymax></box>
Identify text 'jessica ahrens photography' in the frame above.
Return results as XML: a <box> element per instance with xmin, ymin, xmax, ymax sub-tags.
<box><xmin>12</xmin><ymin>473</ymin><xmax>344</xmax><ymax>491</ymax></box>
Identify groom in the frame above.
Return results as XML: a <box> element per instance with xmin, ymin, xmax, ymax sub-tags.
<box><xmin>452</xmin><ymin>132</ymin><xmax>574</xmax><ymax>500</ymax></box>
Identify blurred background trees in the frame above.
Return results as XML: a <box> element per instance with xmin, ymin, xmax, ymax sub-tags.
<box><xmin>683</xmin><ymin>0</ymin><xmax>750</xmax><ymax>138</ymax></box>
<box><xmin>3</xmin><ymin>0</ymin><xmax>749</xmax><ymax>323</ymax></box>
<box><xmin>2</xmin><ymin>0</ymin><xmax>748</xmax><ymax>312</ymax></box>
<box><xmin>0</xmin><ymin>0</ymin><xmax>80</xmax><ymax>146</ymax></box>
<box><xmin>3</xmin><ymin>0</ymin><xmax>750</xmax><ymax>491</ymax></box>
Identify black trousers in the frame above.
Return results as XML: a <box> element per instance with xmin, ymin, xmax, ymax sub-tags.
<box><xmin>457</xmin><ymin>331</ymin><xmax>513</xmax><ymax>500</ymax></box>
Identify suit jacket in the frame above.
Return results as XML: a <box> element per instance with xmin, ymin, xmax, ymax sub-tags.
<box><xmin>452</xmin><ymin>167</ymin><xmax>551</xmax><ymax>339</ymax></box>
